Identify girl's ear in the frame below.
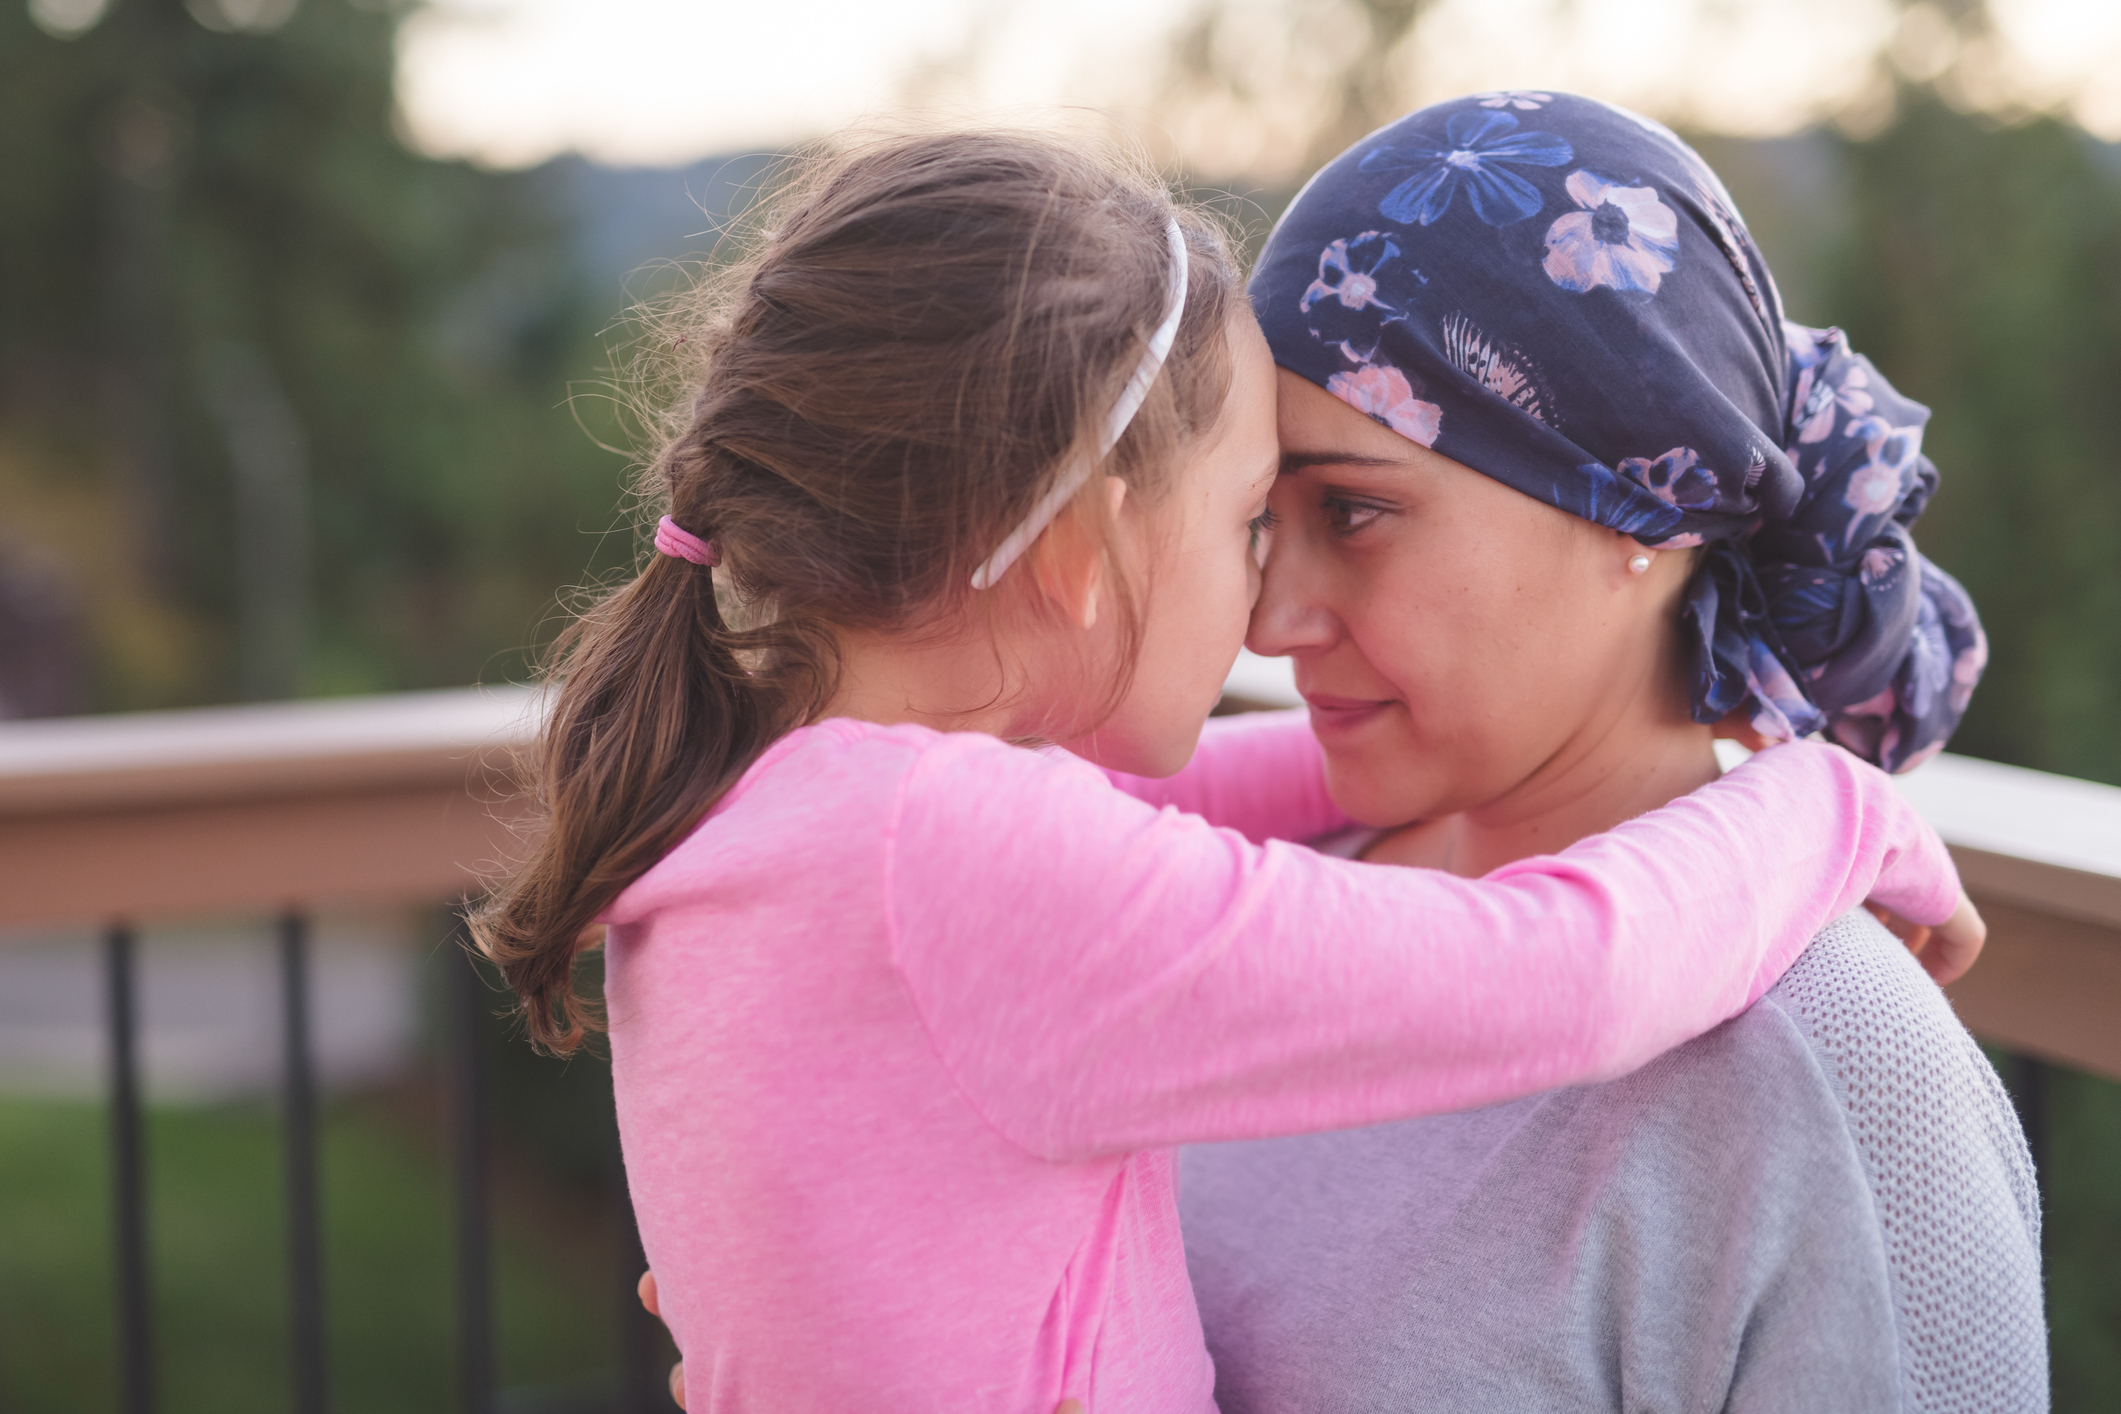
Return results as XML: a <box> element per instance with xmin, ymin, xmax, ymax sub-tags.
<box><xmin>1031</xmin><ymin>476</ymin><xmax>1128</xmax><ymax>631</ymax></box>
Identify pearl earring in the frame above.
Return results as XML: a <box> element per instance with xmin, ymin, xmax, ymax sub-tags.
<box><xmin>1627</xmin><ymin>553</ymin><xmax>1652</xmax><ymax>575</ymax></box>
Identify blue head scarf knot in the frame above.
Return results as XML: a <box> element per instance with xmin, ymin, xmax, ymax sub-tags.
<box><xmin>1252</xmin><ymin>92</ymin><xmax>1986</xmax><ymax>773</ymax></box>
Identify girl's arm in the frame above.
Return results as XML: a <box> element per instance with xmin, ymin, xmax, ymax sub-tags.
<box><xmin>1091</xmin><ymin>708</ymin><xmax>1352</xmax><ymax>844</ymax></box>
<box><xmin>885</xmin><ymin>735</ymin><xmax>1960</xmax><ymax>1162</ymax></box>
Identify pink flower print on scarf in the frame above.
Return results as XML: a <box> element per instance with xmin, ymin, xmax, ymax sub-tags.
<box><xmin>1476</xmin><ymin>90</ymin><xmax>1553</xmax><ymax>110</ymax></box>
<box><xmin>1860</xmin><ymin>543</ymin><xmax>1904</xmax><ymax>585</ymax></box>
<box><xmin>1829</xmin><ymin>685</ymin><xmax>1902</xmax><ymax>767</ymax></box>
<box><xmin>1744</xmin><ymin>640</ymin><xmax>1813</xmax><ymax>745</ymax></box>
<box><xmin>1841</xmin><ymin>415</ymin><xmax>1924</xmax><ymax>530</ymax></box>
<box><xmin>1328</xmin><ymin>364</ymin><xmax>1443</xmax><ymax>447</ymax></box>
<box><xmin>1543</xmin><ymin>170</ymin><xmax>1680</xmax><ymax>295</ymax></box>
<box><xmin>1302</xmin><ymin>233</ymin><xmax>1400</xmax><ymax>315</ymax></box>
<box><xmin>1618</xmin><ymin>446</ymin><xmax>1719</xmax><ymax>510</ymax></box>
<box><xmin>1791</xmin><ymin>361</ymin><xmax>1874</xmax><ymax>445</ymax></box>
<box><xmin>1945</xmin><ymin>599</ymin><xmax>1988</xmax><ymax>715</ymax></box>
<box><xmin>1301</xmin><ymin>232</ymin><xmax>1408</xmax><ymax>363</ymax></box>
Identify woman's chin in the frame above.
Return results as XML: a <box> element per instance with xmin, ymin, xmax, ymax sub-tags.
<box><xmin>1322</xmin><ymin>763</ymin><xmax>1440</xmax><ymax>833</ymax></box>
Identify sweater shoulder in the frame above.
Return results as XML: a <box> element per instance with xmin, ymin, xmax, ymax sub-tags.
<box><xmin>1758</xmin><ymin>910</ymin><xmax>2040</xmax><ymax>1235</ymax></box>
<box><xmin>1756</xmin><ymin>910</ymin><xmax>2048</xmax><ymax>1413</ymax></box>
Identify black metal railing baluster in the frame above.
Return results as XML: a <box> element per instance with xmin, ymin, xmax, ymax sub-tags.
<box><xmin>449</xmin><ymin>913</ymin><xmax>496</xmax><ymax>1414</ymax></box>
<box><xmin>105</xmin><ymin>922</ymin><xmax>156</xmax><ymax>1414</ymax></box>
<box><xmin>2003</xmin><ymin>1050</ymin><xmax>2052</xmax><ymax>1283</ymax></box>
<box><xmin>279</xmin><ymin>910</ymin><xmax>330</xmax><ymax>1414</ymax></box>
<box><xmin>2007</xmin><ymin>1052</ymin><xmax>2051</xmax><ymax>1190</ymax></box>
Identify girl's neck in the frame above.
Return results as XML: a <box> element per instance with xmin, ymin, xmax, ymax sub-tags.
<box><xmin>823</xmin><ymin>621</ymin><xmax>1093</xmax><ymax>744</ymax></box>
<box><xmin>824</xmin><ymin>632</ymin><xmax>1020</xmax><ymax>738</ymax></box>
<box><xmin>1361</xmin><ymin>697</ymin><xmax>1721</xmax><ymax>879</ymax></box>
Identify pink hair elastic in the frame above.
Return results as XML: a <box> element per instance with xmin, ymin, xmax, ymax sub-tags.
<box><xmin>655</xmin><ymin>515</ymin><xmax>720</xmax><ymax>566</ymax></box>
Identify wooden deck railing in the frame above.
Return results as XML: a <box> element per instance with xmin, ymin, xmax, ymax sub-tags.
<box><xmin>0</xmin><ymin>685</ymin><xmax>564</xmax><ymax>1414</ymax></box>
<box><xmin>6</xmin><ymin>662</ymin><xmax>2117</xmax><ymax>1079</ymax></box>
<box><xmin>0</xmin><ymin>686</ymin><xmax>539</xmax><ymax>928</ymax></box>
<box><xmin>4</xmin><ymin>656</ymin><xmax>2118</xmax><ymax>1411</ymax></box>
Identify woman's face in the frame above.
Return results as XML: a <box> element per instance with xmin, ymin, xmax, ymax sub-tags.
<box><xmin>1250</xmin><ymin>369</ymin><xmax>1696</xmax><ymax>828</ymax></box>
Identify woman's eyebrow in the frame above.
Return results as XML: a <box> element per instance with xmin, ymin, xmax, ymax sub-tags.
<box><xmin>1279</xmin><ymin>451</ymin><xmax>1403</xmax><ymax>474</ymax></box>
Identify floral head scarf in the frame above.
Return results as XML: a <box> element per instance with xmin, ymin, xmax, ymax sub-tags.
<box><xmin>1253</xmin><ymin>92</ymin><xmax>1985</xmax><ymax>773</ymax></box>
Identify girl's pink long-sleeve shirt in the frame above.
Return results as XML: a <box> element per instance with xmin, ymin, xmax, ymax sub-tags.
<box><xmin>602</xmin><ymin>711</ymin><xmax>1958</xmax><ymax>1413</ymax></box>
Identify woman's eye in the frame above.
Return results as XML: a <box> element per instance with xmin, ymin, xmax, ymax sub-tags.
<box><xmin>1324</xmin><ymin>497</ymin><xmax>1385</xmax><ymax>535</ymax></box>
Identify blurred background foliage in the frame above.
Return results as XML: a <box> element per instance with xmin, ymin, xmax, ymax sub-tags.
<box><xmin>5</xmin><ymin>0</ymin><xmax>2119</xmax><ymax>792</ymax></box>
<box><xmin>1823</xmin><ymin>95</ymin><xmax>2121</xmax><ymax>785</ymax></box>
<box><xmin>1</xmin><ymin>0</ymin><xmax>2118</xmax><ymax>1406</ymax></box>
<box><xmin>0</xmin><ymin>0</ymin><xmax>638</xmax><ymax>714</ymax></box>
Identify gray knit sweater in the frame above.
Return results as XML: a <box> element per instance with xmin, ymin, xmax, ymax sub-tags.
<box><xmin>1180</xmin><ymin>909</ymin><xmax>2047</xmax><ymax>1413</ymax></box>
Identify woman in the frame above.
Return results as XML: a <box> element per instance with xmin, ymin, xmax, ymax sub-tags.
<box><xmin>1178</xmin><ymin>94</ymin><xmax>2042</xmax><ymax>1411</ymax></box>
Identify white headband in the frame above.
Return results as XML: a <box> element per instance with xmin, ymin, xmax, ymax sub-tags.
<box><xmin>969</xmin><ymin>217</ymin><xmax>1191</xmax><ymax>590</ymax></box>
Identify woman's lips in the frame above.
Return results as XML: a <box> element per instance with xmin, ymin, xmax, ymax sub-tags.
<box><xmin>1303</xmin><ymin>692</ymin><xmax>1394</xmax><ymax>734</ymax></box>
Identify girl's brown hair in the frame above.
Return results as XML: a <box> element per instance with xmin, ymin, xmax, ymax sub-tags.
<box><xmin>474</xmin><ymin>129</ymin><xmax>1241</xmax><ymax>1053</ymax></box>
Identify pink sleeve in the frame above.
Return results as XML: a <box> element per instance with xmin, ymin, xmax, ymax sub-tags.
<box><xmin>885</xmin><ymin>737</ymin><xmax>1960</xmax><ymax>1162</ymax></box>
<box><xmin>1092</xmin><ymin>709</ymin><xmax>1353</xmax><ymax>844</ymax></box>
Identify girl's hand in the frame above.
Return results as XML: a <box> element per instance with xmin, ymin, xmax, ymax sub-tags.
<box><xmin>637</xmin><ymin>1271</ymin><xmax>687</xmax><ymax>1409</ymax></box>
<box><xmin>1710</xmin><ymin>711</ymin><xmax>1774</xmax><ymax>753</ymax></box>
<box><xmin>1714</xmin><ymin>715</ymin><xmax>1985</xmax><ymax>986</ymax></box>
<box><xmin>1867</xmin><ymin>891</ymin><xmax>1986</xmax><ymax>986</ymax></box>
<box><xmin>637</xmin><ymin>1270</ymin><xmax>1085</xmax><ymax>1413</ymax></box>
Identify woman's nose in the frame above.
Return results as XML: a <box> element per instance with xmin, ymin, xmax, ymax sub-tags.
<box><xmin>1246</xmin><ymin>550</ymin><xmax>1339</xmax><ymax>658</ymax></box>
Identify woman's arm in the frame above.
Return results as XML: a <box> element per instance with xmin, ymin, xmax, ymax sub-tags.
<box><xmin>886</xmin><ymin>734</ymin><xmax>1961</xmax><ymax>1161</ymax></box>
<box><xmin>1091</xmin><ymin>708</ymin><xmax>1353</xmax><ymax>844</ymax></box>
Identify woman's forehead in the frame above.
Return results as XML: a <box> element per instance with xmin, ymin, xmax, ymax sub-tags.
<box><xmin>1273</xmin><ymin>370</ymin><xmax>1418</xmax><ymax>465</ymax></box>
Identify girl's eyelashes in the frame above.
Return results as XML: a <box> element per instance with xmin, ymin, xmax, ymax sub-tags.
<box><xmin>1247</xmin><ymin>506</ymin><xmax>1280</xmax><ymax>568</ymax></box>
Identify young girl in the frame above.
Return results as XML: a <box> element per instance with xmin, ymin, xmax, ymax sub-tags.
<box><xmin>474</xmin><ymin>131</ymin><xmax>1971</xmax><ymax>1411</ymax></box>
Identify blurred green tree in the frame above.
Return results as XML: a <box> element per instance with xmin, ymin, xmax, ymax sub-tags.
<box><xmin>0</xmin><ymin>0</ymin><xmax>632</xmax><ymax>711</ymax></box>
<box><xmin>1826</xmin><ymin>93</ymin><xmax>2121</xmax><ymax>789</ymax></box>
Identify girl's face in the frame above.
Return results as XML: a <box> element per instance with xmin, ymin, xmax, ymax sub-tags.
<box><xmin>1068</xmin><ymin>310</ymin><xmax>1281</xmax><ymax>775</ymax></box>
<box><xmin>1249</xmin><ymin>369</ymin><xmax>1696</xmax><ymax>827</ymax></box>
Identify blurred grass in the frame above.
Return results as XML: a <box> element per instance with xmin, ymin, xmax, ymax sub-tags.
<box><xmin>0</xmin><ymin>1094</ymin><xmax>621</xmax><ymax>1412</ymax></box>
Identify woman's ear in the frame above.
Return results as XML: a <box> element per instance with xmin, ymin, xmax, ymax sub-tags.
<box><xmin>1031</xmin><ymin>476</ymin><xmax>1128</xmax><ymax>630</ymax></box>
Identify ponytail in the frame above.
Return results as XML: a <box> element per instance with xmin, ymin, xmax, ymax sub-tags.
<box><xmin>473</xmin><ymin>553</ymin><xmax>826</xmax><ymax>1053</ymax></box>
